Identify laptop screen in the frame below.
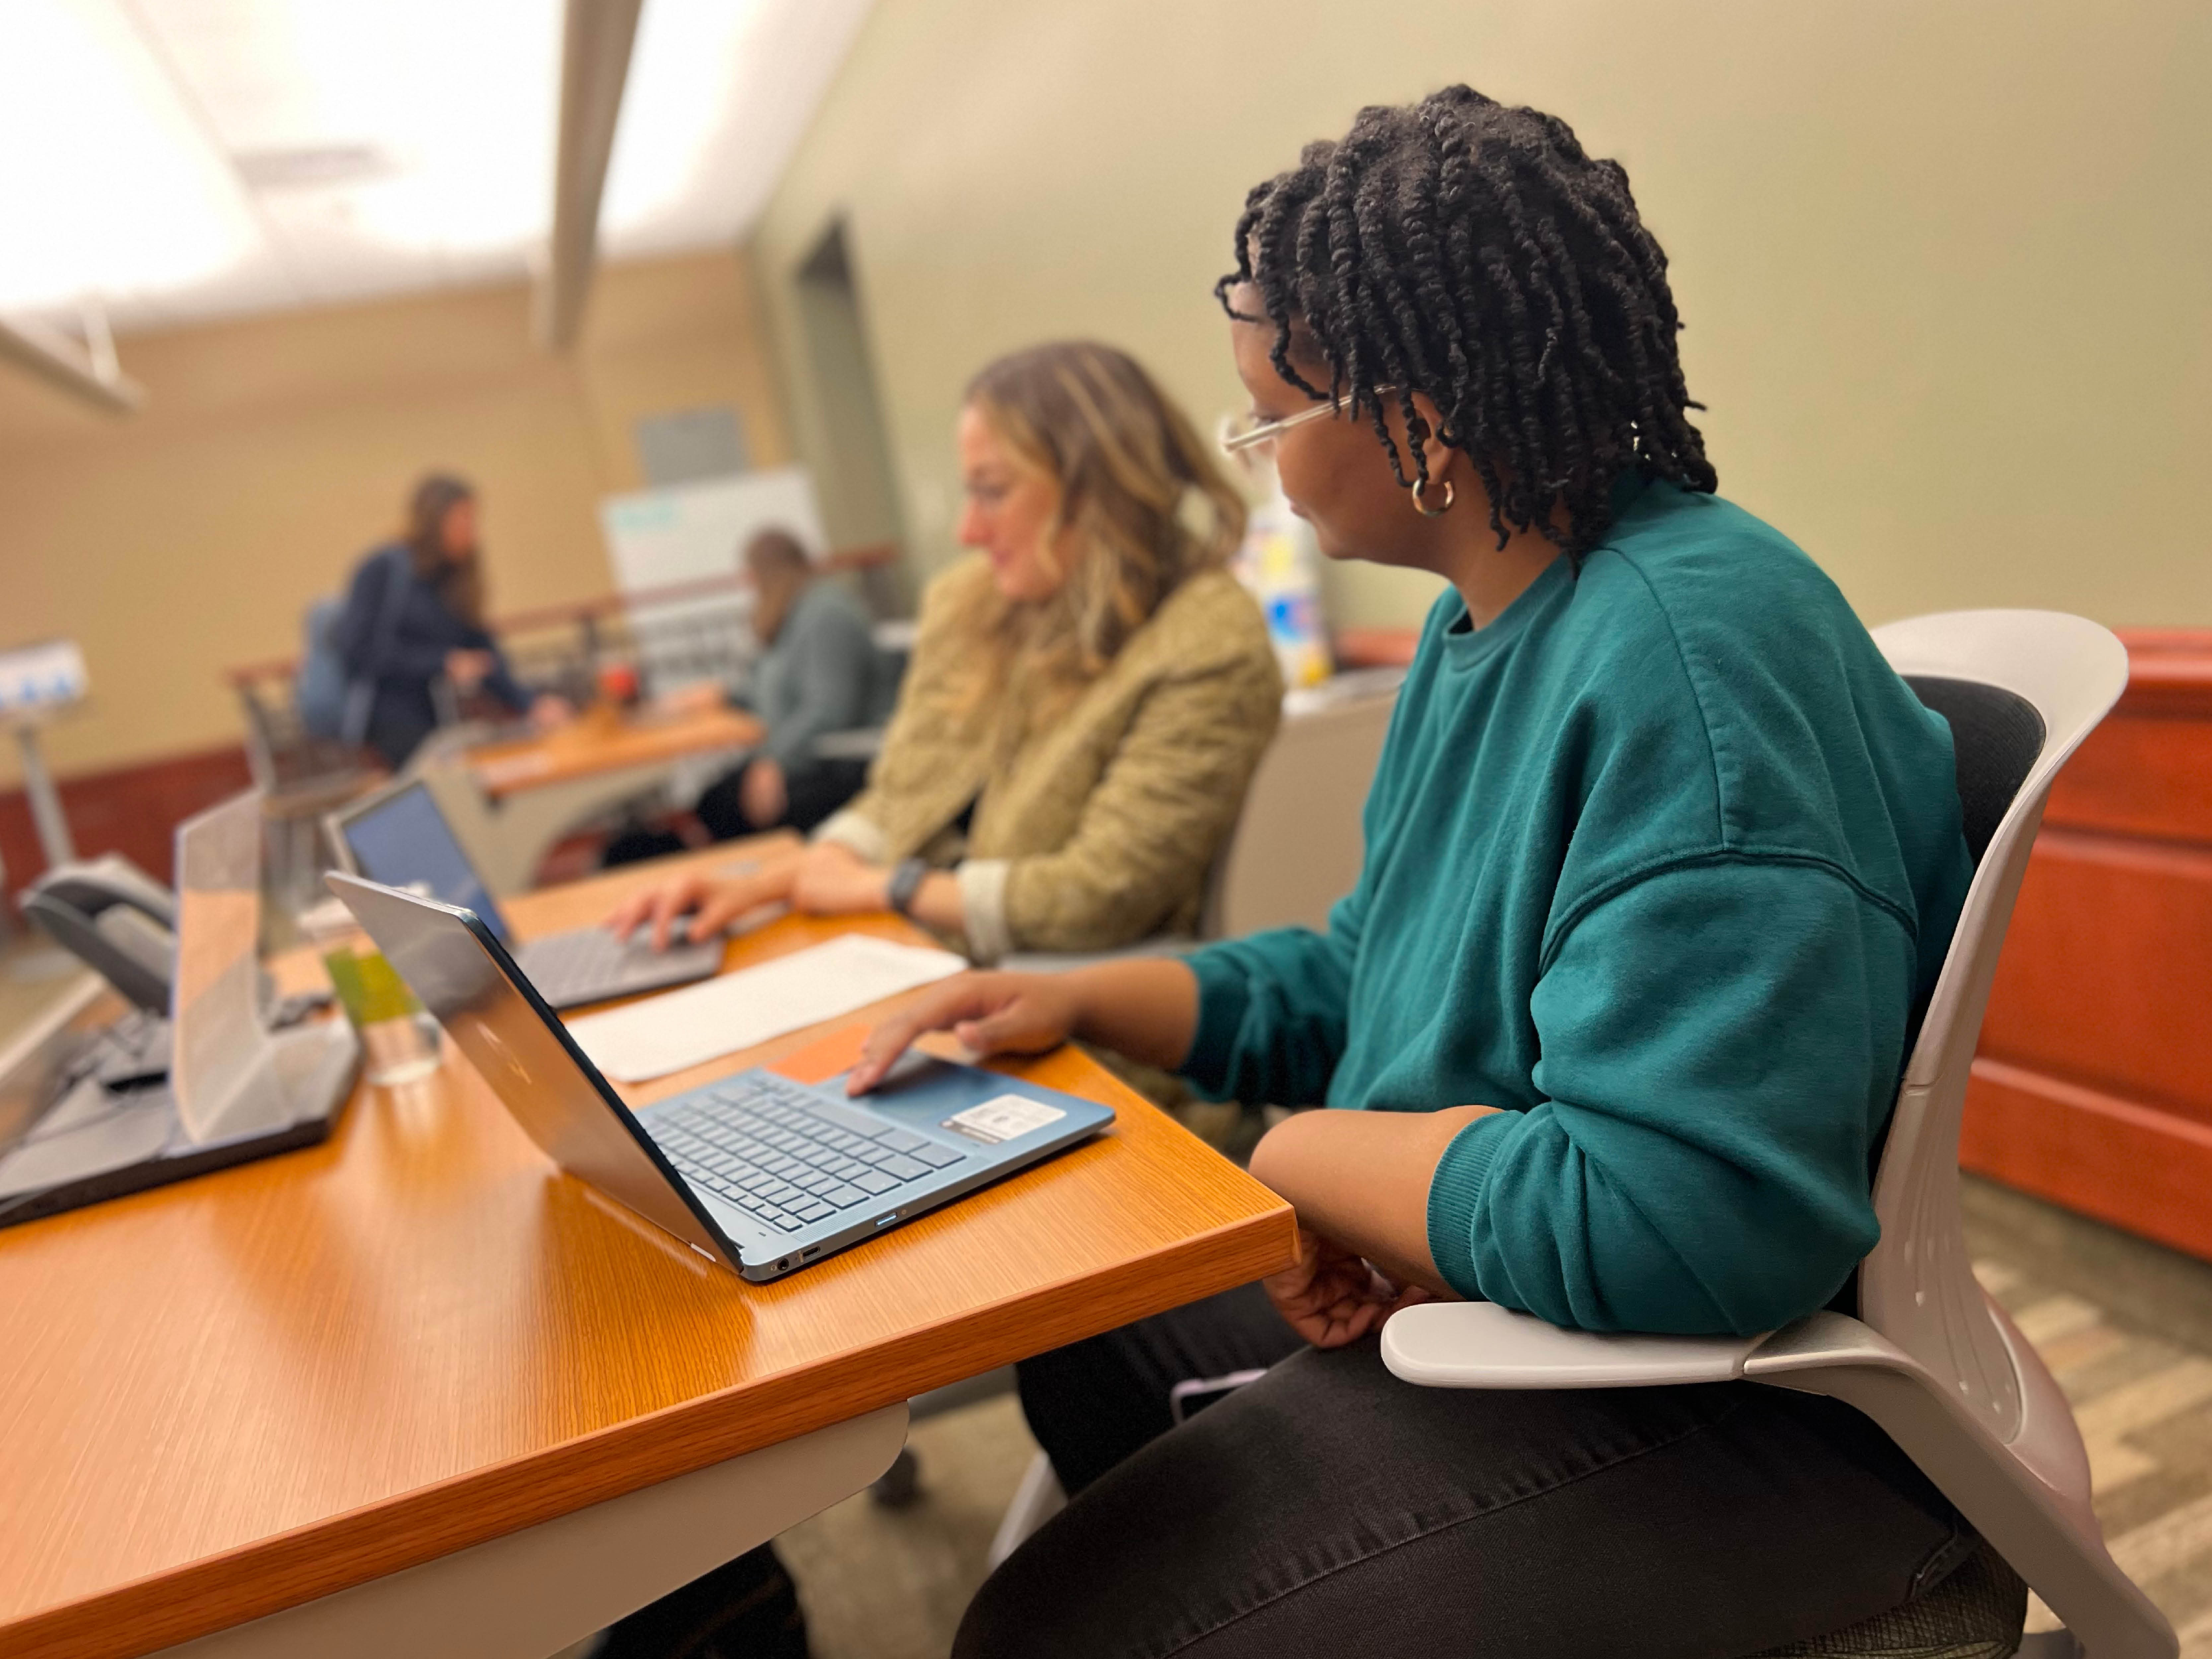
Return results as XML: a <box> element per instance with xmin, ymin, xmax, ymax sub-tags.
<box><xmin>339</xmin><ymin>784</ymin><xmax>511</xmax><ymax>944</ymax></box>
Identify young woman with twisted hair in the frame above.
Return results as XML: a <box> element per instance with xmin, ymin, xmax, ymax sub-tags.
<box><xmin>608</xmin><ymin>342</ymin><xmax>1280</xmax><ymax>968</ymax></box>
<box><xmin>855</xmin><ymin>88</ymin><xmax>1983</xmax><ymax>1656</ymax></box>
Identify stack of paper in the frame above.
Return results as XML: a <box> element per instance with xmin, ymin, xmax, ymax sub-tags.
<box><xmin>567</xmin><ymin>933</ymin><xmax>966</xmax><ymax>1083</ymax></box>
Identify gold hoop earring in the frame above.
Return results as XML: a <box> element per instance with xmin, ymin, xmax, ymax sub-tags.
<box><xmin>1411</xmin><ymin>476</ymin><xmax>1455</xmax><ymax>518</ymax></box>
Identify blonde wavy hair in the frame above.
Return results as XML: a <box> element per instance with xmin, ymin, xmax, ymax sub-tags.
<box><xmin>951</xmin><ymin>341</ymin><xmax>1247</xmax><ymax>723</ymax></box>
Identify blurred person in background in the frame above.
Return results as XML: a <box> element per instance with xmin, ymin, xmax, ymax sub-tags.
<box><xmin>607</xmin><ymin>341</ymin><xmax>1282</xmax><ymax>964</ymax></box>
<box><xmin>329</xmin><ymin>473</ymin><xmax>567</xmax><ymax>769</ymax></box>
<box><xmin>605</xmin><ymin>529</ymin><xmax>898</xmax><ymax>864</ymax></box>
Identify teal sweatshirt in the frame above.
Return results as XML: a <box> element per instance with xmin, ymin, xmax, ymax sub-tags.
<box><xmin>1182</xmin><ymin>478</ymin><xmax>1972</xmax><ymax>1337</ymax></box>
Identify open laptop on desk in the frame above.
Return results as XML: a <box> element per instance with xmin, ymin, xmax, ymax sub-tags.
<box><xmin>327</xmin><ymin>778</ymin><xmax>721</xmax><ymax>1009</ymax></box>
<box><xmin>327</xmin><ymin>873</ymin><xmax>1114</xmax><ymax>1281</ymax></box>
<box><xmin>0</xmin><ymin>792</ymin><xmax>357</xmax><ymax>1229</ymax></box>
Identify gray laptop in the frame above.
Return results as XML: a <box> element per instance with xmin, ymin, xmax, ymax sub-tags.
<box><xmin>1</xmin><ymin>792</ymin><xmax>357</xmax><ymax>1229</ymax></box>
<box><xmin>326</xmin><ymin>873</ymin><xmax>1114</xmax><ymax>1280</ymax></box>
<box><xmin>327</xmin><ymin>780</ymin><xmax>720</xmax><ymax>1010</ymax></box>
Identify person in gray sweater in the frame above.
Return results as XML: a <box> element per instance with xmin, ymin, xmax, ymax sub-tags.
<box><xmin>603</xmin><ymin>529</ymin><xmax>896</xmax><ymax>866</ymax></box>
<box><xmin>697</xmin><ymin>529</ymin><xmax>899</xmax><ymax>837</ymax></box>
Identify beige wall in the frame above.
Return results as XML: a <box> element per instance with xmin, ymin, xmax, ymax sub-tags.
<box><xmin>751</xmin><ymin>0</ymin><xmax>2212</xmax><ymax>636</ymax></box>
<box><xmin>0</xmin><ymin>252</ymin><xmax>788</xmax><ymax>782</ymax></box>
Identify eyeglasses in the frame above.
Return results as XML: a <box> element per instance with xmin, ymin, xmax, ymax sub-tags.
<box><xmin>1219</xmin><ymin>385</ymin><xmax>1398</xmax><ymax>456</ymax></box>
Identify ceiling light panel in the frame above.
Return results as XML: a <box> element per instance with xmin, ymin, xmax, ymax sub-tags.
<box><xmin>603</xmin><ymin>0</ymin><xmax>876</xmax><ymax>258</ymax></box>
<box><xmin>0</xmin><ymin>0</ymin><xmax>273</xmax><ymax>325</ymax></box>
<box><xmin>1</xmin><ymin>0</ymin><xmax>875</xmax><ymax>334</ymax></box>
<box><xmin>135</xmin><ymin>0</ymin><xmax>563</xmax><ymax>302</ymax></box>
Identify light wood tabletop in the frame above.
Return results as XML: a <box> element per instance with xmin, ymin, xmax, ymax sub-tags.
<box><xmin>0</xmin><ymin>845</ymin><xmax>1295</xmax><ymax>1659</ymax></box>
<box><xmin>467</xmin><ymin>702</ymin><xmax>764</xmax><ymax>799</ymax></box>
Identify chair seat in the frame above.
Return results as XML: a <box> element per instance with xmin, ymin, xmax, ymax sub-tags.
<box><xmin>1754</xmin><ymin>1535</ymin><xmax>2027</xmax><ymax>1658</ymax></box>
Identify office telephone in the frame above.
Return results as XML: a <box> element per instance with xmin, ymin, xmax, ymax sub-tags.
<box><xmin>21</xmin><ymin>855</ymin><xmax>179</xmax><ymax>1015</ymax></box>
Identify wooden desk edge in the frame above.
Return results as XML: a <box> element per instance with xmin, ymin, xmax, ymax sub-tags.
<box><xmin>15</xmin><ymin>1201</ymin><xmax>1295</xmax><ymax>1659</ymax></box>
<box><xmin>469</xmin><ymin>708</ymin><xmax>765</xmax><ymax>800</ymax></box>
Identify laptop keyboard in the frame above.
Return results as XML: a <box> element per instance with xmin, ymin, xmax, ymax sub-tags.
<box><xmin>651</xmin><ymin>1072</ymin><xmax>969</xmax><ymax>1234</ymax></box>
<box><xmin>524</xmin><ymin>927</ymin><xmax>712</xmax><ymax>1004</ymax></box>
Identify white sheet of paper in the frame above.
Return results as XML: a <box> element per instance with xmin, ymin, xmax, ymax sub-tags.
<box><xmin>566</xmin><ymin>933</ymin><xmax>968</xmax><ymax>1083</ymax></box>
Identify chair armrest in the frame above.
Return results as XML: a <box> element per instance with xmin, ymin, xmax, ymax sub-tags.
<box><xmin>1380</xmin><ymin>1301</ymin><xmax>1769</xmax><ymax>1389</ymax></box>
<box><xmin>998</xmin><ymin>937</ymin><xmax>1199</xmax><ymax>974</ymax></box>
<box><xmin>1383</xmin><ymin>1301</ymin><xmax>2179</xmax><ymax>1656</ymax></box>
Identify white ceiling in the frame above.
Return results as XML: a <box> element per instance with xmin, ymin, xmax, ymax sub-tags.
<box><xmin>0</xmin><ymin>0</ymin><xmax>874</xmax><ymax>335</ymax></box>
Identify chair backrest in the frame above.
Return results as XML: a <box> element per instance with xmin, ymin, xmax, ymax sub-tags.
<box><xmin>1864</xmin><ymin>611</ymin><xmax>2128</xmax><ymax>1443</ymax></box>
<box><xmin>237</xmin><ymin>675</ymin><xmax>378</xmax><ymax>798</ymax></box>
<box><xmin>1200</xmin><ymin>676</ymin><xmax>1398</xmax><ymax>939</ymax></box>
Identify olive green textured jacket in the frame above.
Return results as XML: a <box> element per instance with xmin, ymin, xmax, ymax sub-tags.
<box><xmin>817</xmin><ymin>556</ymin><xmax>1282</xmax><ymax>962</ymax></box>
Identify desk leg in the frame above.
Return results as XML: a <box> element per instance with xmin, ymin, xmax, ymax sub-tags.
<box><xmin>149</xmin><ymin>1405</ymin><xmax>907</xmax><ymax>1659</ymax></box>
<box><xmin>419</xmin><ymin>750</ymin><xmax>744</xmax><ymax>897</ymax></box>
<box><xmin>478</xmin><ymin>762</ymin><xmax>680</xmax><ymax>893</ymax></box>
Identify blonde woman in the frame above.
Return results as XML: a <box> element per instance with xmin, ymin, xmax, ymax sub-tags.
<box><xmin>609</xmin><ymin>341</ymin><xmax>1282</xmax><ymax>963</ymax></box>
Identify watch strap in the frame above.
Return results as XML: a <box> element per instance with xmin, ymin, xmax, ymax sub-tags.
<box><xmin>886</xmin><ymin>857</ymin><xmax>929</xmax><ymax>916</ymax></box>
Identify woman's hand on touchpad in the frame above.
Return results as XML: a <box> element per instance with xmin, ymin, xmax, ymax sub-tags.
<box><xmin>847</xmin><ymin>972</ymin><xmax>1079</xmax><ymax>1095</ymax></box>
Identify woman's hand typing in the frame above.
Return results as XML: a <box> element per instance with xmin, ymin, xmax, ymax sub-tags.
<box><xmin>602</xmin><ymin>842</ymin><xmax>931</xmax><ymax>951</ymax></box>
<box><xmin>603</xmin><ymin>862</ymin><xmax>798</xmax><ymax>950</ymax></box>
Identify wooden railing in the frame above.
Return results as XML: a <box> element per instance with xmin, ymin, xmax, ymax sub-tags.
<box><xmin>221</xmin><ymin>541</ymin><xmax>901</xmax><ymax>691</ymax></box>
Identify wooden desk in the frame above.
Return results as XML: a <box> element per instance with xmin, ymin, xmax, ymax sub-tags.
<box><xmin>415</xmin><ymin>705</ymin><xmax>765</xmax><ymax>897</ymax></box>
<box><xmin>0</xmin><ymin>847</ymin><xmax>1295</xmax><ymax>1659</ymax></box>
<box><xmin>467</xmin><ymin>704</ymin><xmax>763</xmax><ymax>801</ymax></box>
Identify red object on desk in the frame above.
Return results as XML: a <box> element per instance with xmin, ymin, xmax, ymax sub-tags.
<box><xmin>596</xmin><ymin>661</ymin><xmax>642</xmax><ymax>707</ymax></box>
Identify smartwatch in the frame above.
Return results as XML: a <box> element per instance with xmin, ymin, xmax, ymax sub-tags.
<box><xmin>886</xmin><ymin>857</ymin><xmax>930</xmax><ymax>917</ymax></box>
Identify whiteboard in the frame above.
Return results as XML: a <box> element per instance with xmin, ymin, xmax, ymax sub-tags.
<box><xmin>598</xmin><ymin>466</ymin><xmax>827</xmax><ymax>593</ymax></box>
<box><xmin>596</xmin><ymin>467</ymin><xmax>829</xmax><ymax>702</ymax></box>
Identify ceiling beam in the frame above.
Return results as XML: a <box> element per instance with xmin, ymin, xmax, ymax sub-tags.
<box><xmin>536</xmin><ymin>0</ymin><xmax>645</xmax><ymax>352</ymax></box>
<box><xmin>0</xmin><ymin>314</ymin><xmax>145</xmax><ymax>415</ymax></box>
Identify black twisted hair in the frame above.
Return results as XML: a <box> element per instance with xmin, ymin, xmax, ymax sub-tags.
<box><xmin>1217</xmin><ymin>85</ymin><xmax>1717</xmax><ymax>563</ymax></box>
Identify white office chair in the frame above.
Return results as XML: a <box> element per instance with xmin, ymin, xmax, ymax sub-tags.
<box><xmin>1201</xmin><ymin>670</ymin><xmax>1402</xmax><ymax>939</ymax></box>
<box><xmin>1381</xmin><ymin>611</ymin><xmax>2172</xmax><ymax>1658</ymax></box>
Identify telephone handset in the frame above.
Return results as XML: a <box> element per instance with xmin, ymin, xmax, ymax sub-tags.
<box><xmin>22</xmin><ymin>855</ymin><xmax>179</xmax><ymax>1015</ymax></box>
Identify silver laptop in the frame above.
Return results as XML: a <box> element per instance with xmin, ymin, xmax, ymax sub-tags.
<box><xmin>326</xmin><ymin>873</ymin><xmax>1115</xmax><ymax>1281</ymax></box>
<box><xmin>327</xmin><ymin>780</ymin><xmax>720</xmax><ymax>1010</ymax></box>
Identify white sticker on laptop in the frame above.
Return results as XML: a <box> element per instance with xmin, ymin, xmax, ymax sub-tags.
<box><xmin>944</xmin><ymin>1094</ymin><xmax>1067</xmax><ymax>1145</ymax></box>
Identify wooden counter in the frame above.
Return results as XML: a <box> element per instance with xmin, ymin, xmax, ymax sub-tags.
<box><xmin>1963</xmin><ymin>628</ymin><xmax>2212</xmax><ymax>1258</ymax></box>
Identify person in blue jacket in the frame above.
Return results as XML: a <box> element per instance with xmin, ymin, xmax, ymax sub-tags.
<box><xmin>329</xmin><ymin>474</ymin><xmax>565</xmax><ymax>768</ymax></box>
<box><xmin>852</xmin><ymin>88</ymin><xmax>1983</xmax><ymax>1657</ymax></box>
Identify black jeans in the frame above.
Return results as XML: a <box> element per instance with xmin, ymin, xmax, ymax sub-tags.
<box><xmin>602</xmin><ymin>757</ymin><xmax>870</xmax><ymax>867</ymax></box>
<box><xmin>697</xmin><ymin>757</ymin><xmax>869</xmax><ymax>840</ymax></box>
<box><xmin>959</xmin><ymin>1285</ymin><xmax>1974</xmax><ymax>1659</ymax></box>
